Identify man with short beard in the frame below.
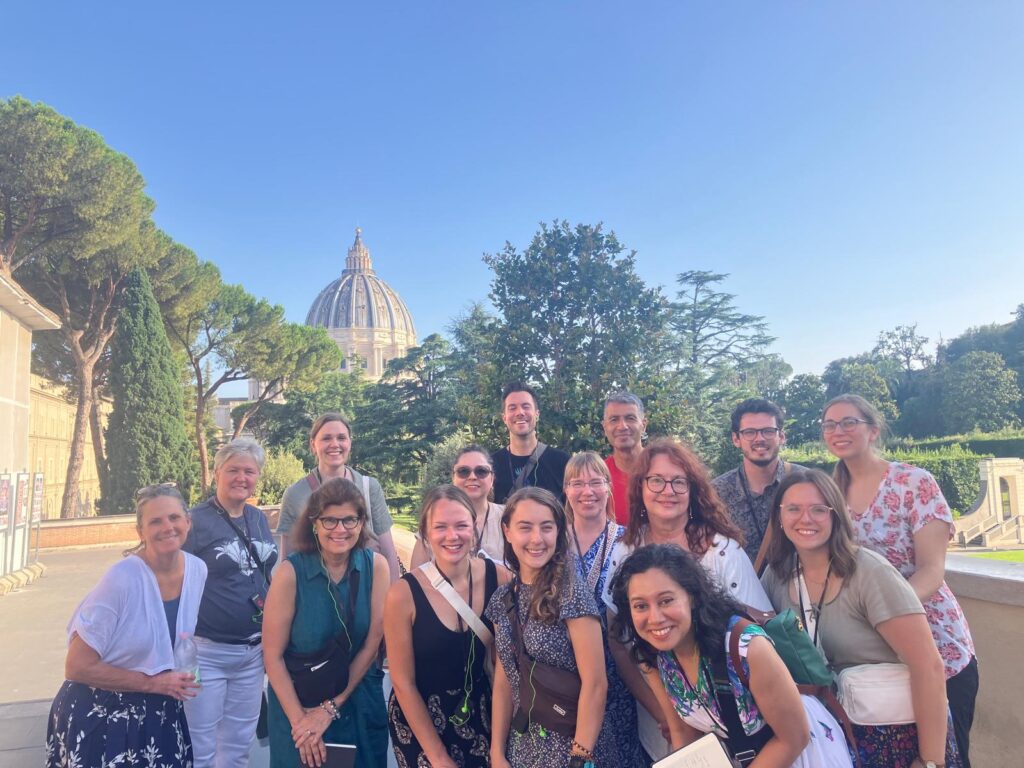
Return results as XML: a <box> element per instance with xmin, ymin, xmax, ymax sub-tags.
<box><xmin>491</xmin><ymin>381</ymin><xmax>569</xmax><ymax>504</ymax></box>
<box><xmin>712</xmin><ymin>398</ymin><xmax>804</xmax><ymax>566</ymax></box>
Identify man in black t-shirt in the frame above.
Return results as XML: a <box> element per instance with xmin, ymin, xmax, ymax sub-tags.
<box><xmin>491</xmin><ymin>382</ymin><xmax>570</xmax><ymax>504</ymax></box>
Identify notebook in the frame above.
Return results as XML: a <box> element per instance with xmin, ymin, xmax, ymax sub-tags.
<box><xmin>652</xmin><ymin>732</ymin><xmax>734</xmax><ymax>768</ymax></box>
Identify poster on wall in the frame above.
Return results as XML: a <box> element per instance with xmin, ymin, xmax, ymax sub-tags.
<box><xmin>14</xmin><ymin>474</ymin><xmax>30</xmax><ymax>526</ymax></box>
<box><xmin>0</xmin><ymin>475</ymin><xmax>10</xmax><ymax>529</ymax></box>
<box><xmin>32</xmin><ymin>474</ymin><xmax>44</xmax><ymax>523</ymax></box>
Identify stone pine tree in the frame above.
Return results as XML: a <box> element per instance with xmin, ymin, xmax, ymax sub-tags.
<box><xmin>104</xmin><ymin>269</ymin><xmax>196</xmax><ymax>514</ymax></box>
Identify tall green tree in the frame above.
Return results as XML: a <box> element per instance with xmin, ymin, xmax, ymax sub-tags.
<box><xmin>667</xmin><ymin>270</ymin><xmax>775</xmax><ymax>458</ymax></box>
<box><xmin>4</xmin><ymin>98</ymin><xmax>156</xmax><ymax>516</ymax></box>
<box><xmin>104</xmin><ymin>270</ymin><xmax>196</xmax><ymax>514</ymax></box>
<box><xmin>939</xmin><ymin>351</ymin><xmax>1021</xmax><ymax>433</ymax></box>
<box><xmin>822</xmin><ymin>360</ymin><xmax>900</xmax><ymax>424</ymax></box>
<box><xmin>484</xmin><ymin>221</ymin><xmax>667</xmax><ymax>451</ymax></box>
<box><xmin>780</xmin><ymin>373</ymin><xmax>827</xmax><ymax>445</ymax></box>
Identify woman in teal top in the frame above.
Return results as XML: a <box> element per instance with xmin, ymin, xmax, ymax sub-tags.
<box><xmin>263</xmin><ymin>478</ymin><xmax>390</xmax><ymax>768</ymax></box>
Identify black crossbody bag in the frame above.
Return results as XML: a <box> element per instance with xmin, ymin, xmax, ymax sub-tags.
<box><xmin>284</xmin><ymin>566</ymin><xmax>360</xmax><ymax>708</ymax></box>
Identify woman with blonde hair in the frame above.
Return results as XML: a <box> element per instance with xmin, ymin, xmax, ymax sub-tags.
<box><xmin>563</xmin><ymin>451</ymin><xmax>643</xmax><ymax>765</ymax></box>
<box><xmin>386</xmin><ymin>485</ymin><xmax>509</xmax><ymax>767</ymax></box>
<box><xmin>821</xmin><ymin>394</ymin><xmax>977</xmax><ymax>766</ymax></box>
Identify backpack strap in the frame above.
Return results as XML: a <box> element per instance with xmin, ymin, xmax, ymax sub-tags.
<box><xmin>511</xmin><ymin>443</ymin><xmax>547</xmax><ymax>493</ymax></box>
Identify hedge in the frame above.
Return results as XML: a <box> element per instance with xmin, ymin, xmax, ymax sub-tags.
<box><xmin>781</xmin><ymin>444</ymin><xmax>990</xmax><ymax>516</ymax></box>
<box><xmin>908</xmin><ymin>431</ymin><xmax>1024</xmax><ymax>461</ymax></box>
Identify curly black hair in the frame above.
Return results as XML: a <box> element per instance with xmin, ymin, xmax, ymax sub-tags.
<box><xmin>609</xmin><ymin>543</ymin><xmax>745</xmax><ymax>667</ymax></box>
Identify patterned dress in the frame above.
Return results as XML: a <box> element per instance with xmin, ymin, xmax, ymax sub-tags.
<box><xmin>850</xmin><ymin>463</ymin><xmax>975</xmax><ymax>679</ymax></box>
<box><xmin>388</xmin><ymin>559</ymin><xmax>498</xmax><ymax>768</ymax></box>
<box><xmin>657</xmin><ymin>618</ymin><xmax>854</xmax><ymax>768</ymax></box>
<box><xmin>485</xmin><ymin>575</ymin><xmax>617</xmax><ymax>768</ymax></box>
<box><xmin>573</xmin><ymin>523</ymin><xmax>644</xmax><ymax>766</ymax></box>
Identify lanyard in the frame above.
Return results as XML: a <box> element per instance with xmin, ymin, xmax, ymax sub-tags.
<box><xmin>737</xmin><ymin>461</ymin><xmax>784</xmax><ymax>542</ymax></box>
<box><xmin>571</xmin><ymin>521</ymin><xmax>616</xmax><ymax>599</ymax></box>
<box><xmin>795</xmin><ymin>556</ymin><xmax>831</xmax><ymax>648</ymax></box>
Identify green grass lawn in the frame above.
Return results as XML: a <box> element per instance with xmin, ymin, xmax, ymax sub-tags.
<box><xmin>966</xmin><ymin>550</ymin><xmax>1024</xmax><ymax>562</ymax></box>
<box><xmin>392</xmin><ymin>509</ymin><xmax>418</xmax><ymax>533</ymax></box>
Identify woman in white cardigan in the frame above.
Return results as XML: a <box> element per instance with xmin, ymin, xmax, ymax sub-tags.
<box><xmin>46</xmin><ymin>485</ymin><xmax>208</xmax><ymax>768</ymax></box>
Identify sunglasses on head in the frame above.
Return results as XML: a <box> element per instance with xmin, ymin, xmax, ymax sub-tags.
<box><xmin>454</xmin><ymin>466</ymin><xmax>493</xmax><ymax>479</ymax></box>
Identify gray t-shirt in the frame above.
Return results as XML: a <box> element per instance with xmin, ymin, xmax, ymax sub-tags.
<box><xmin>276</xmin><ymin>466</ymin><xmax>393</xmax><ymax>538</ymax></box>
<box><xmin>760</xmin><ymin>547</ymin><xmax>924</xmax><ymax>672</ymax></box>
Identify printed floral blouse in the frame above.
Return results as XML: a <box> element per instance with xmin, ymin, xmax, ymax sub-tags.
<box><xmin>851</xmin><ymin>462</ymin><xmax>975</xmax><ymax>678</ymax></box>
<box><xmin>657</xmin><ymin>617</ymin><xmax>767</xmax><ymax>738</ymax></box>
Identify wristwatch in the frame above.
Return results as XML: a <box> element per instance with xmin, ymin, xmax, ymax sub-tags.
<box><xmin>919</xmin><ymin>760</ymin><xmax>944</xmax><ymax>768</ymax></box>
<box><xmin>568</xmin><ymin>757</ymin><xmax>594</xmax><ymax>768</ymax></box>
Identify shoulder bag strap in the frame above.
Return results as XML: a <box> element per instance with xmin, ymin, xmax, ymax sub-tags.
<box><xmin>305</xmin><ymin>471</ymin><xmax>321</xmax><ymax>492</ymax></box>
<box><xmin>511</xmin><ymin>443</ymin><xmax>547</xmax><ymax>492</ymax></box>
<box><xmin>419</xmin><ymin>562</ymin><xmax>493</xmax><ymax>646</ymax></box>
<box><xmin>214</xmin><ymin>503</ymin><xmax>272</xmax><ymax>585</ymax></box>
<box><xmin>752</xmin><ymin>527</ymin><xmax>772</xmax><ymax>577</ymax></box>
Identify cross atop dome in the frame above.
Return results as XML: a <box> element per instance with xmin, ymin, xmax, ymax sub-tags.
<box><xmin>344</xmin><ymin>226</ymin><xmax>374</xmax><ymax>273</ymax></box>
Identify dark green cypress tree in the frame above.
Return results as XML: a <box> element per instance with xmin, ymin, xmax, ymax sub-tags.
<box><xmin>104</xmin><ymin>269</ymin><xmax>196</xmax><ymax>514</ymax></box>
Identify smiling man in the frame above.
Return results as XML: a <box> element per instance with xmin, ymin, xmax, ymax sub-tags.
<box><xmin>711</xmin><ymin>398</ymin><xmax>804</xmax><ymax>567</ymax></box>
<box><xmin>491</xmin><ymin>382</ymin><xmax>569</xmax><ymax>504</ymax></box>
<box><xmin>601</xmin><ymin>392</ymin><xmax>647</xmax><ymax>525</ymax></box>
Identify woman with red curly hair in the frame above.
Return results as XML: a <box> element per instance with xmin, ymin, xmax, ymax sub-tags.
<box><xmin>602</xmin><ymin>438</ymin><xmax>773</xmax><ymax>761</ymax></box>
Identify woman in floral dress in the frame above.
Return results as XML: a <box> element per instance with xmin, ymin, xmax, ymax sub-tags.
<box><xmin>822</xmin><ymin>394</ymin><xmax>978</xmax><ymax>767</ymax></box>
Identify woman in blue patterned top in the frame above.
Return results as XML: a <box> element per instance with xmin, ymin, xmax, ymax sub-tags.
<box><xmin>610</xmin><ymin>544</ymin><xmax>853</xmax><ymax>767</ymax></box>
<box><xmin>563</xmin><ymin>451</ymin><xmax>643</xmax><ymax>766</ymax></box>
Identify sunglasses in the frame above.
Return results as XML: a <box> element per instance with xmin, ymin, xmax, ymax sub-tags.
<box><xmin>454</xmin><ymin>466</ymin><xmax>493</xmax><ymax>479</ymax></box>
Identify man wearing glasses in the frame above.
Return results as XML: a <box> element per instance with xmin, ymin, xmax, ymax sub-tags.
<box><xmin>491</xmin><ymin>381</ymin><xmax>570</xmax><ymax>503</ymax></box>
<box><xmin>712</xmin><ymin>398</ymin><xmax>804</xmax><ymax>567</ymax></box>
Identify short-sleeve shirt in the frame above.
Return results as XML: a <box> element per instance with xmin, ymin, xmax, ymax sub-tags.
<box><xmin>491</xmin><ymin>445</ymin><xmax>570</xmax><ymax>504</ymax></box>
<box><xmin>604</xmin><ymin>455</ymin><xmax>631</xmax><ymax>526</ymax></box>
<box><xmin>850</xmin><ymin>462</ymin><xmax>975</xmax><ymax>677</ymax></box>
<box><xmin>712</xmin><ymin>461</ymin><xmax>804</xmax><ymax>563</ymax></box>
<box><xmin>184</xmin><ymin>500</ymin><xmax>278</xmax><ymax>644</ymax></box>
<box><xmin>276</xmin><ymin>467</ymin><xmax>394</xmax><ymax>538</ymax></box>
<box><xmin>761</xmin><ymin>547</ymin><xmax>924</xmax><ymax>672</ymax></box>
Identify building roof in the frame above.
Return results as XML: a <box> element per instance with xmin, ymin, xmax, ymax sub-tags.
<box><xmin>305</xmin><ymin>228</ymin><xmax>417</xmax><ymax>336</ymax></box>
<box><xmin>0</xmin><ymin>272</ymin><xmax>61</xmax><ymax>331</ymax></box>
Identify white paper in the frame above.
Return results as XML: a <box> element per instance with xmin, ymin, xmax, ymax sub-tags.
<box><xmin>652</xmin><ymin>732</ymin><xmax>735</xmax><ymax>768</ymax></box>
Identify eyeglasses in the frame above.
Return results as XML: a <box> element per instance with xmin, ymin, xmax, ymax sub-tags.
<box><xmin>567</xmin><ymin>479</ymin><xmax>608</xmax><ymax>491</ymax></box>
<box><xmin>644</xmin><ymin>476</ymin><xmax>690</xmax><ymax>494</ymax></box>
<box><xmin>736</xmin><ymin>427</ymin><xmax>781</xmax><ymax>440</ymax></box>
<box><xmin>821</xmin><ymin>417</ymin><xmax>869</xmax><ymax>434</ymax></box>
<box><xmin>781</xmin><ymin>504</ymin><xmax>833</xmax><ymax>518</ymax></box>
<box><xmin>454</xmin><ymin>466</ymin><xmax>493</xmax><ymax>479</ymax></box>
<box><xmin>318</xmin><ymin>515</ymin><xmax>362</xmax><ymax>530</ymax></box>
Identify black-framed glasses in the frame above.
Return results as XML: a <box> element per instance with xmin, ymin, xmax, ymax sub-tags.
<box><xmin>454</xmin><ymin>466</ymin><xmax>493</xmax><ymax>479</ymax></box>
<box><xmin>821</xmin><ymin>417</ymin><xmax>868</xmax><ymax>434</ymax></box>
<box><xmin>644</xmin><ymin>476</ymin><xmax>689</xmax><ymax>494</ymax></box>
<box><xmin>736</xmin><ymin>427</ymin><xmax>781</xmax><ymax>440</ymax></box>
<box><xmin>318</xmin><ymin>515</ymin><xmax>362</xmax><ymax>530</ymax></box>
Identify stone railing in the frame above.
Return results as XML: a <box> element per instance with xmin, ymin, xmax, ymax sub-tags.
<box><xmin>945</xmin><ymin>553</ymin><xmax>1024</xmax><ymax>765</ymax></box>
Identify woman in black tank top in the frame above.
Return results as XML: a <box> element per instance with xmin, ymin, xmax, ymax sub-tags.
<box><xmin>384</xmin><ymin>486</ymin><xmax>510</xmax><ymax>768</ymax></box>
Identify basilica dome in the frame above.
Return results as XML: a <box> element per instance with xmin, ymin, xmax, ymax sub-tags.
<box><xmin>305</xmin><ymin>228</ymin><xmax>417</xmax><ymax>380</ymax></box>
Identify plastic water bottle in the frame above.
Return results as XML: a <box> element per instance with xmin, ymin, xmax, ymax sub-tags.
<box><xmin>174</xmin><ymin>632</ymin><xmax>201</xmax><ymax>685</ymax></box>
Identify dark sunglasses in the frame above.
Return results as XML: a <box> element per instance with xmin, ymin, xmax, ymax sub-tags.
<box><xmin>454</xmin><ymin>466</ymin><xmax>493</xmax><ymax>479</ymax></box>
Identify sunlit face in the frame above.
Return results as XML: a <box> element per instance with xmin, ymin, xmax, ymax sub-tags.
<box><xmin>502</xmin><ymin>391</ymin><xmax>538</xmax><ymax>439</ymax></box>
<box><xmin>732</xmin><ymin>413</ymin><xmax>784</xmax><ymax>468</ymax></box>
<box><xmin>642</xmin><ymin>454</ymin><xmax>690</xmax><ymax>526</ymax></box>
<box><xmin>452</xmin><ymin>451</ymin><xmax>494</xmax><ymax>504</ymax></box>
<box><xmin>603</xmin><ymin>402</ymin><xmax>646</xmax><ymax>453</ymax></box>
<box><xmin>314</xmin><ymin>502</ymin><xmax>363</xmax><ymax>557</ymax></box>
<box><xmin>311</xmin><ymin>420</ymin><xmax>352</xmax><ymax>471</ymax></box>
<box><xmin>138</xmin><ymin>496</ymin><xmax>190</xmax><ymax>556</ymax></box>
<box><xmin>503</xmin><ymin>499</ymin><xmax>559</xmax><ymax>583</ymax></box>
<box><xmin>627</xmin><ymin>567</ymin><xmax>694</xmax><ymax>652</ymax></box>
<box><xmin>426</xmin><ymin>498</ymin><xmax>476</xmax><ymax>568</ymax></box>
<box><xmin>822</xmin><ymin>403</ymin><xmax>877</xmax><ymax>461</ymax></box>
<box><xmin>215</xmin><ymin>455</ymin><xmax>261</xmax><ymax>506</ymax></box>
<box><xmin>566</xmin><ymin>467</ymin><xmax>611</xmax><ymax>525</ymax></box>
<box><xmin>778</xmin><ymin>482</ymin><xmax>834</xmax><ymax>556</ymax></box>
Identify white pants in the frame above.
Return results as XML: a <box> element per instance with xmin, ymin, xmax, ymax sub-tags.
<box><xmin>184</xmin><ymin>637</ymin><xmax>265</xmax><ymax>768</ymax></box>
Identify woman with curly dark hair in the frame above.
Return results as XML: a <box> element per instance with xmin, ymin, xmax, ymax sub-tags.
<box><xmin>484</xmin><ymin>487</ymin><xmax>614</xmax><ymax>768</ymax></box>
<box><xmin>602</xmin><ymin>438</ymin><xmax>773</xmax><ymax>760</ymax></box>
<box><xmin>610</xmin><ymin>544</ymin><xmax>853</xmax><ymax>767</ymax></box>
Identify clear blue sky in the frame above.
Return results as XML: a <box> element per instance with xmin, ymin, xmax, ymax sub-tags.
<box><xmin>4</xmin><ymin>2</ymin><xmax>1023</xmax><ymax>392</ymax></box>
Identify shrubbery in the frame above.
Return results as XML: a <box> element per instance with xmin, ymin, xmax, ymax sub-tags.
<box><xmin>782</xmin><ymin>443</ymin><xmax>989</xmax><ymax>516</ymax></box>
<box><xmin>254</xmin><ymin>449</ymin><xmax>306</xmax><ymax>506</ymax></box>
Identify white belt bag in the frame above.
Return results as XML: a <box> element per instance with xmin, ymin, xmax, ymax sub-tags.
<box><xmin>836</xmin><ymin>662</ymin><xmax>915</xmax><ymax>726</ymax></box>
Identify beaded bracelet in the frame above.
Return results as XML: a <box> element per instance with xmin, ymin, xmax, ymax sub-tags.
<box><xmin>570</xmin><ymin>739</ymin><xmax>595</xmax><ymax>760</ymax></box>
<box><xmin>320</xmin><ymin>699</ymin><xmax>340</xmax><ymax>720</ymax></box>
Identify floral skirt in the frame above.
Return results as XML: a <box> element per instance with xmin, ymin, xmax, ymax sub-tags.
<box><xmin>851</xmin><ymin>709</ymin><xmax>961</xmax><ymax>768</ymax></box>
<box><xmin>46</xmin><ymin>680</ymin><xmax>193</xmax><ymax>767</ymax></box>
<box><xmin>388</xmin><ymin>684</ymin><xmax>491</xmax><ymax>768</ymax></box>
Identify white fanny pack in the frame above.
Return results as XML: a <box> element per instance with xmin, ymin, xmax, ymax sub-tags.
<box><xmin>836</xmin><ymin>662</ymin><xmax>914</xmax><ymax>726</ymax></box>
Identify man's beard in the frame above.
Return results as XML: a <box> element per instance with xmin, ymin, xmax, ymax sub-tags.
<box><xmin>747</xmin><ymin>453</ymin><xmax>778</xmax><ymax>468</ymax></box>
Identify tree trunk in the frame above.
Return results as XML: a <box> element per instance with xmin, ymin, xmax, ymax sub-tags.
<box><xmin>195</xmin><ymin>392</ymin><xmax>210</xmax><ymax>492</ymax></box>
<box><xmin>61</xmin><ymin>358</ymin><xmax>95</xmax><ymax>518</ymax></box>
<box><xmin>90</xmin><ymin>396</ymin><xmax>109</xmax><ymax>503</ymax></box>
